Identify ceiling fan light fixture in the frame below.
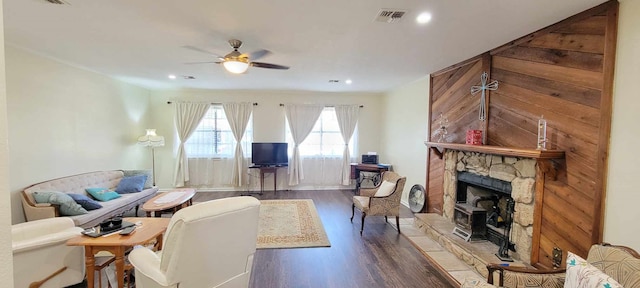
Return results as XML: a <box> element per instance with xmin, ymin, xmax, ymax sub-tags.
<box><xmin>223</xmin><ymin>60</ymin><xmax>250</xmax><ymax>74</ymax></box>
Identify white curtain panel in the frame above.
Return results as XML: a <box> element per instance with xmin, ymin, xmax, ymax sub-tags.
<box><xmin>297</xmin><ymin>157</ymin><xmax>343</xmax><ymax>187</ymax></box>
<box><xmin>284</xmin><ymin>104</ymin><xmax>324</xmax><ymax>186</ymax></box>
<box><xmin>335</xmin><ymin>105</ymin><xmax>360</xmax><ymax>185</ymax></box>
<box><xmin>186</xmin><ymin>158</ymin><xmax>235</xmax><ymax>188</ymax></box>
<box><xmin>173</xmin><ymin>102</ymin><xmax>211</xmax><ymax>187</ymax></box>
<box><xmin>223</xmin><ymin>102</ymin><xmax>253</xmax><ymax>187</ymax></box>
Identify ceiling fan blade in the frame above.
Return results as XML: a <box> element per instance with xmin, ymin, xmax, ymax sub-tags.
<box><xmin>246</xmin><ymin>49</ymin><xmax>271</xmax><ymax>61</ymax></box>
<box><xmin>183</xmin><ymin>61</ymin><xmax>222</xmax><ymax>65</ymax></box>
<box><xmin>182</xmin><ymin>45</ymin><xmax>224</xmax><ymax>60</ymax></box>
<box><xmin>250</xmin><ymin>62</ymin><xmax>289</xmax><ymax>70</ymax></box>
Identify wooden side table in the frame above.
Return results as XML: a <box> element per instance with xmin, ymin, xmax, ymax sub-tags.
<box><xmin>249</xmin><ymin>166</ymin><xmax>284</xmax><ymax>194</ymax></box>
<box><xmin>67</xmin><ymin>217</ymin><xmax>170</xmax><ymax>288</ymax></box>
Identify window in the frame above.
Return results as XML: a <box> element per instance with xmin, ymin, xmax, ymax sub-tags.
<box><xmin>185</xmin><ymin>106</ymin><xmax>253</xmax><ymax>158</ymax></box>
<box><xmin>286</xmin><ymin>107</ymin><xmax>356</xmax><ymax>157</ymax></box>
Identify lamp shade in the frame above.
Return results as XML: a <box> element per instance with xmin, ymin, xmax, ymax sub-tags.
<box><xmin>137</xmin><ymin>129</ymin><xmax>165</xmax><ymax>147</ymax></box>
<box><xmin>223</xmin><ymin>60</ymin><xmax>250</xmax><ymax>74</ymax></box>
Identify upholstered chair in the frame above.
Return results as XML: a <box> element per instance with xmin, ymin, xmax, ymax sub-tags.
<box><xmin>351</xmin><ymin>171</ymin><xmax>406</xmax><ymax>235</ymax></box>
<box><xmin>464</xmin><ymin>243</ymin><xmax>640</xmax><ymax>288</ymax></box>
<box><xmin>128</xmin><ymin>196</ymin><xmax>261</xmax><ymax>288</ymax></box>
<box><xmin>12</xmin><ymin>217</ymin><xmax>85</xmax><ymax>288</ymax></box>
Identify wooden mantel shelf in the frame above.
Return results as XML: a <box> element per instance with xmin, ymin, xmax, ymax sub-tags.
<box><xmin>424</xmin><ymin>141</ymin><xmax>565</xmax><ymax>159</ymax></box>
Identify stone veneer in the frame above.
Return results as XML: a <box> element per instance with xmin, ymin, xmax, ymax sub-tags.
<box><xmin>443</xmin><ymin>150</ymin><xmax>537</xmax><ymax>263</ymax></box>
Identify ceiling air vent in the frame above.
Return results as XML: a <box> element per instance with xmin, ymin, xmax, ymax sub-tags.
<box><xmin>375</xmin><ymin>9</ymin><xmax>407</xmax><ymax>23</ymax></box>
<box><xmin>46</xmin><ymin>0</ymin><xmax>70</xmax><ymax>4</ymax></box>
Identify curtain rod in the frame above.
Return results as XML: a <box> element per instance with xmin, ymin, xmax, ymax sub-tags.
<box><xmin>167</xmin><ymin>101</ymin><xmax>258</xmax><ymax>106</ymax></box>
<box><xmin>279</xmin><ymin>104</ymin><xmax>364</xmax><ymax>108</ymax></box>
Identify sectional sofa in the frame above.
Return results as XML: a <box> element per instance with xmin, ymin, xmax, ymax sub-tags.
<box><xmin>21</xmin><ymin>170</ymin><xmax>158</xmax><ymax>228</ymax></box>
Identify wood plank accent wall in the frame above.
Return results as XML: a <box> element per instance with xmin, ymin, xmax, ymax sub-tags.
<box><xmin>427</xmin><ymin>54</ymin><xmax>490</xmax><ymax>213</ymax></box>
<box><xmin>425</xmin><ymin>1</ymin><xmax>618</xmax><ymax>268</ymax></box>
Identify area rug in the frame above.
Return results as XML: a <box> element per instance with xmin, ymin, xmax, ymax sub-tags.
<box><xmin>257</xmin><ymin>199</ymin><xmax>331</xmax><ymax>249</ymax></box>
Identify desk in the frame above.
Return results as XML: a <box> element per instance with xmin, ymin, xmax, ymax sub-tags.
<box><xmin>350</xmin><ymin>163</ymin><xmax>390</xmax><ymax>194</ymax></box>
<box><xmin>67</xmin><ymin>217</ymin><xmax>170</xmax><ymax>288</ymax></box>
<box><xmin>249</xmin><ymin>166</ymin><xmax>285</xmax><ymax>194</ymax></box>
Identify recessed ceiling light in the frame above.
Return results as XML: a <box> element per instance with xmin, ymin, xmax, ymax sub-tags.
<box><xmin>416</xmin><ymin>12</ymin><xmax>432</xmax><ymax>24</ymax></box>
<box><xmin>168</xmin><ymin>74</ymin><xmax>177</xmax><ymax>79</ymax></box>
<box><xmin>345</xmin><ymin>79</ymin><xmax>353</xmax><ymax>85</ymax></box>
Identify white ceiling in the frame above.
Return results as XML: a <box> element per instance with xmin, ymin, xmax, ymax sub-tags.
<box><xmin>4</xmin><ymin>0</ymin><xmax>606</xmax><ymax>93</ymax></box>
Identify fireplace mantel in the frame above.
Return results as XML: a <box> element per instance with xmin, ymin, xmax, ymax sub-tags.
<box><xmin>424</xmin><ymin>141</ymin><xmax>564</xmax><ymax>160</ymax></box>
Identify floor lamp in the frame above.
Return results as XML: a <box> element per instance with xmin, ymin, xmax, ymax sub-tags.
<box><xmin>137</xmin><ymin>129</ymin><xmax>165</xmax><ymax>186</ymax></box>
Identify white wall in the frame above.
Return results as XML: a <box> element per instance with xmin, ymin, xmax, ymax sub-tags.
<box><xmin>0</xmin><ymin>0</ymin><xmax>15</xmax><ymax>284</ymax></box>
<box><xmin>380</xmin><ymin>77</ymin><xmax>430</xmax><ymax>206</ymax></box>
<box><xmin>604</xmin><ymin>0</ymin><xmax>640</xmax><ymax>252</ymax></box>
<box><xmin>148</xmin><ymin>89</ymin><xmax>383</xmax><ymax>189</ymax></box>
<box><xmin>6</xmin><ymin>46</ymin><xmax>153</xmax><ymax>224</ymax></box>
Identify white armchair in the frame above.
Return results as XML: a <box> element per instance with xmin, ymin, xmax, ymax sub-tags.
<box><xmin>12</xmin><ymin>217</ymin><xmax>85</xmax><ymax>288</ymax></box>
<box><xmin>129</xmin><ymin>196</ymin><xmax>261</xmax><ymax>288</ymax></box>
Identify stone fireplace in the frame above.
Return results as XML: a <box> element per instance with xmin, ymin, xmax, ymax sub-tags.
<box><xmin>443</xmin><ymin>150</ymin><xmax>537</xmax><ymax>263</ymax></box>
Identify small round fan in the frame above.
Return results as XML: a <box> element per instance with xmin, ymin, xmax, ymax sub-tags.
<box><xmin>408</xmin><ymin>184</ymin><xmax>426</xmax><ymax>213</ymax></box>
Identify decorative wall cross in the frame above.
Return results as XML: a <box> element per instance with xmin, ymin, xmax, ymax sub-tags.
<box><xmin>470</xmin><ymin>72</ymin><xmax>498</xmax><ymax>121</ymax></box>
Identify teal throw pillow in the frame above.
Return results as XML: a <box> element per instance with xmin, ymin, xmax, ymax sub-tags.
<box><xmin>115</xmin><ymin>175</ymin><xmax>148</xmax><ymax>194</ymax></box>
<box><xmin>86</xmin><ymin>188</ymin><xmax>122</xmax><ymax>201</ymax></box>
<box><xmin>33</xmin><ymin>191</ymin><xmax>88</xmax><ymax>216</ymax></box>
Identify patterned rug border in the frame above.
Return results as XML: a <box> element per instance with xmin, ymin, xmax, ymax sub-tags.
<box><xmin>257</xmin><ymin>199</ymin><xmax>331</xmax><ymax>249</ymax></box>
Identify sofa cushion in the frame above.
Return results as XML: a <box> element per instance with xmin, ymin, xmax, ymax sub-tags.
<box><xmin>67</xmin><ymin>193</ymin><xmax>103</xmax><ymax>210</ymax></box>
<box><xmin>33</xmin><ymin>191</ymin><xmax>88</xmax><ymax>216</ymax></box>
<box><xmin>70</xmin><ymin>187</ymin><xmax>158</xmax><ymax>228</ymax></box>
<box><xmin>565</xmin><ymin>251</ymin><xmax>622</xmax><ymax>288</ymax></box>
<box><xmin>86</xmin><ymin>188</ymin><xmax>122</xmax><ymax>201</ymax></box>
<box><xmin>587</xmin><ymin>244</ymin><xmax>640</xmax><ymax>287</ymax></box>
<box><xmin>115</xmin><ymin>175</ymin><xmax>148</xmax><ymax>194</ymax></box>
<box><xmin>502</xmin><ymin>269</ymin><xmax>565</xmax><ymax>288</ymax></box>
<box><xmin>374</xmin><ymin>180</ymin><xmax>396</xmax><ymax>197</ymax></box>
<box><xmin>123</xmin><ymin>170</ymin><xmax>154</xmax><ymax>189</ymax></box>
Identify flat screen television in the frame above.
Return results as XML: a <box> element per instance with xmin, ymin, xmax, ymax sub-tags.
<box><xmin>251</xmin><ymin>142</ymin><xmax>288</xmax><ymax>167</ymax></box>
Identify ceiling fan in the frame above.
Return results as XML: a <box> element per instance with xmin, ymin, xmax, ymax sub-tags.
<box><xmin>183</xmin><ymin>39</ymin><xmax>289</xmax><ymax>74</ymax></box>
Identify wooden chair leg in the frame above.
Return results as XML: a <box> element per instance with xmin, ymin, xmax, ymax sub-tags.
<box><xmin>385</xmin><ymin>216</ymin><xmax>388</xmax><ymax>222</ymax></box>
<box><xmin>350</xmin><ymin>204</ymin><xmax>355</xmax><ymax>222</ymax></box>
<box><xmin>135</xmin><ymin>205</ymin><xmax>139</xmax><ymax>216</ymax></box>
<box><xmin>396</xmin><ymin>216</ymin><xmax>401</xmax><ymax>234</ymax></box>
<box><xmin>360</xmin><ymin>212</ymin><xmax>366</xmax><ymax>235</ymax></box>
<box><xmin>29</xmin><ymin>267</ymin><xmax>67</xmax><ymax>288</ymax></box>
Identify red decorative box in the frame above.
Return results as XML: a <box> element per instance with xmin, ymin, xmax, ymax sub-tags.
<box><xmin>466</xmin><ymin>130</ymin><xmax>483</xmax><ymax>145</ymax></box>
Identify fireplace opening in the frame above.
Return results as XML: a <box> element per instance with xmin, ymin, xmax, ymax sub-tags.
<box><xmin>453</xmin><ymin>172</ymin><xmax>516</xmax><ymax>255</ymax></box>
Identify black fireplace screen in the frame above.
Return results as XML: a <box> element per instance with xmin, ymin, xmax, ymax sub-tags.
<box><xmin>453</xmin><ymin>172</ymin><xmax>516</xmax><ymax>260</ymax></box>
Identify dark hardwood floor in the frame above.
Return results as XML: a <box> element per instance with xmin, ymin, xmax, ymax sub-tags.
<box><xmin>193</xmin><ymin>190</ymin><xmax>453</xmax><ymax>288</ymax></box>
